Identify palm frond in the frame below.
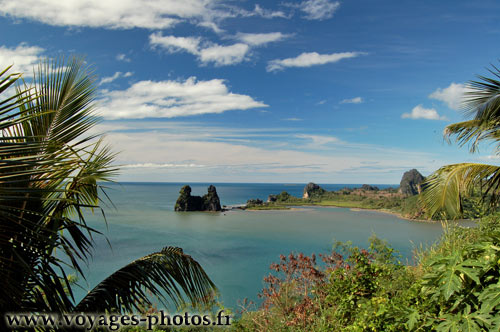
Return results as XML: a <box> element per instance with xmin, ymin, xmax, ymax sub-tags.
<box><xmin>75</xmin><ymin>247</ymin><xmax>217</xmax><ymax>313</ymax></box>
<box><xmin>420</xmin><ymin>163</ymin><xmax>500</xmax><ymax>219</ymax></box>
<box><xmin>0</xmin><ymin>58</ymin><xmax>216</xmax><ymax>321</ymax></box>
<box><xmin>0</xmin><ymin>59</ymin><xmax>116</xmax><ymax>314</ymax></box>
<box><xmin>443</xmin><ymin>65</ymin><xmax>500</xmax><ymax>153</ymax></box>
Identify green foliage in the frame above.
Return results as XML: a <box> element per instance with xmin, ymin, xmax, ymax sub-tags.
<box><xmin>276</xmin><ymin>191</ymin><xmax>292</xmax><ymax>201</ymax></box>
<box><xmin>407</xmin><ymin>216</ymin><xmax>500</xmax><ymax>331</ymax></box>
<box><xmin>322</xmin><ymin>237</ymin><xmax>417</xmax><ymax>332</ymax></box>
<box><xmin>420</xmin><ymin>64</ymin><xmax>500</xmax><ymax>219</ymax></box>
<box><xmin>233</xmin><ymin>215</ymin><xmax>500</xmax><ymax>332</ymax></box>
<box><xmin>0</xmin><ymin>60</ymin><xmax>216</xmax><ymax>324</ymax></box>
<box><xmin>235</xmin><ymin>237</ymin><xmax>418</xmax><ymax>332</ymax></box>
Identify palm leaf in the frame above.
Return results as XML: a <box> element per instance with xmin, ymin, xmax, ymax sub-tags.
<box><xmin>422</xmin><ymin>64</ymin><xmax>500</xmax><ymax>218</ymax></box>
<box><xmin>420</xmin><ymin>163</ymin><xmax>500</xmax><ymax>219</ymax></box>
<box><xmin>75</xmin><ymin>247</ymin><xmax>217</xmax><ymax>313</ymax></box>
<box><xmin>0</xmin><ymin>58</ymin><xmax>116</xmax><ymax>314</ymax></box>
<box><xmin>0</xmin><ymin>58</ymin><xmax>216</xmax><ymax>323</ymax></box>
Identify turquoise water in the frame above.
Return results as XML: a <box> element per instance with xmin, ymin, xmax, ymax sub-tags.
<box><xmin>77</xmin><ymin>182</ymin><xmax>455</xmax><ymax>310</ymax></box>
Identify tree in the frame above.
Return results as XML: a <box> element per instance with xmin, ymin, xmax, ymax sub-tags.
<box><xmin>421</xmin><ymin>64</ymin><xmax>500</xmax><ymax>219</ymax></box>
<box><xmin>0</xmin><ymin>59</ymin><xmax>216</xmax><ymax>326</ymax></box>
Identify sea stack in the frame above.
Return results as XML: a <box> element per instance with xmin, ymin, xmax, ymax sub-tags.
<box><xmin>399</xmin><ymin>169</ymin><xmax>425</xmax><ymax>196</ymax></box>
<box><xmin>204</xmin><ymin>185</ymin><xmax>222</xmax><ymax>211</ymax></box>
<box><xmin>303</xmin><ymin>182</ymin><xmax>325</xmax><ymax>199</ymax></box>
<box><xmin>174</xmin><ymin>185</ymin><xmax>222</xmax><ymax>211</ymax></box>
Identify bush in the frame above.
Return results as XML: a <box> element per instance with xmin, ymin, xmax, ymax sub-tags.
<box><xmin>235</xmin><ymin>237</ymin><xmax>417</xmax><ymax>331</ymax></box>
<box><xmin>408</xmin><ymin>215</ymin><xmax>500</xmax><ymax>331</ymax></box>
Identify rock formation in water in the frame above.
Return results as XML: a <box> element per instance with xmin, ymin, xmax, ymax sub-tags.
<box><xmin>204</xmin><ymin>185</ymin><xmax>222</xmax><ymax>211</ymax></box>
<box><xmin>174</xmin><ymin>185</ymin><xmax>222</xmax><ymax>211</ymax></box>
<box><xmin>303</xmin><ymin>182</ymin><xmax>325</xmax><ymax>198</ymax></box>
<box><xmin>399</xmin><ymin>169</ymin><xmax>425</xmax><ymax>196</ymax></box>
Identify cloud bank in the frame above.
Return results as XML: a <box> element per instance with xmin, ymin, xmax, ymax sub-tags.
<box><xmin>99</xmin><ymin>77</ymin><xmax>267</xmax><ymax>119</ymax></box>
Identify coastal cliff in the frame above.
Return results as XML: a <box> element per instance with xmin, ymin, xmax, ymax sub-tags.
<box><xmin>399</xmin><ymin>169</ymin><xmax>425</xmax><ymax>196</ymax></box>
<box><xmin>303</xmin><ymin>182</ymin><xmax>325</xmax><ymax>198</ymax></box>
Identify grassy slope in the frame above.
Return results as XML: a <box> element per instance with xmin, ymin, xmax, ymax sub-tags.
<box><xmin>246</xmin><ymin>189</ymin><xmax>424</xmax><ymax>219</ymax></box>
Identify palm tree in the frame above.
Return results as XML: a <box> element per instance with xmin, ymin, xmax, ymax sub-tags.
<box><xmin>0</xmin><ymin>59</ymin><xmax>216</xmax><ymax>327</ymax></box>
<box><xmin>421</xmin><ymin>64</ymin><xmax>500</xmax><ymax>219</ymax></box>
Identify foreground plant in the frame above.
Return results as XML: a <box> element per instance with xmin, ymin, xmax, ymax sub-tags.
<box><xmin>421</xmin><ymin>64</ymin><xmax>500</xmax><ymax>219</ymax></box>
<box><xmin>235</xmin><ymin>237</ymin><xmax>417</xmax><ymax>332</ymax></box>
<box><xmin>0</xmin><ymin>59</ymin><xmax>216</xmax><ymax>329</ymax></box>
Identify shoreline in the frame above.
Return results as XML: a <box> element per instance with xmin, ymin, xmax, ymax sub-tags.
<box><xmin>347</xmin><ymin>207</ymin><xmax>433</xmax><ymax>223</ymax></box>
<box><xmin>246</xmin><ymin>203</ymin><xmax>437</xmax><ymax>223</ymax></box>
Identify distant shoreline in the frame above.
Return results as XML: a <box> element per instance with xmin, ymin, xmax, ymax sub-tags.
<box><xmin>245</xmin><ymin>203</ymin><xmax>471</xmax><ymax>224</ymax></box>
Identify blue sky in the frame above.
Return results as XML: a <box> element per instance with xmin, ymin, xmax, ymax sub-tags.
<box><xmin>1</xmin><ymin>0</ymin><xmax>499</xmax><ymax>184</ymax></box>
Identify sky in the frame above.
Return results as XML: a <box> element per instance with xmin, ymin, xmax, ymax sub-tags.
<box><xmin>1</xmin><ymin>0</ymin><xmax>499</xmax><ymax>184</ymax></box>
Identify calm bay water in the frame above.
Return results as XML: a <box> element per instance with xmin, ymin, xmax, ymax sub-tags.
<box><xmin>77</xmin><ymin>182</ymin><xmax>455</xmax><ymax>310</ymax></box>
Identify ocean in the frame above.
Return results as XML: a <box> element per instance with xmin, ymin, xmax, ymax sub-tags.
<box><xmin>76</xmin><ymin>182</ymin><xmax>457</xmax><ymax>311</ymax></box>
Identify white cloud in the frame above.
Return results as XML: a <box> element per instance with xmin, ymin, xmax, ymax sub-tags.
<box><xmin>296</xmin><ymin>134</ymin><xmax>340</xmax><ymax>145</ymax></box>
<box><xmin>295</xmin><ymin>0</ymin><xmax>340</xmax><ymax>20</ymax></box>
<box><xmin>401</xmin><ymin>105</ymin><xmax>448</xmax><ymax>121</ymax></box>
<box><xmin>0</xmin><ymin>1</ymin><xmax>293</xmax><ymax>32</ymax></box>
<box><xmin>341</xmin><ymin>97</ymin><xmax>363</xmax><ymax>104</ymax></box>
<box><xmin>150</xmin><ymin>33</ymin><xmax>250</xmax><ymax>66</ymax></box>
<box><xmin>0</xmin><ymin>0</ymin><xmax>217</xmax><ymax>29</ymax></box>
<box><xmin>252</xmin><ymin>4</ymin><xmax>289</xmax><ymax>19</ymax></box>
<box><xmin>235</xmin><ymin>32</ymin><xmax>291</xmax><ymax>46</ymax></box>
<box><xmin>197</xmin><ymin>20</ymin><xmax>225</xmax><ymax>34</ymax></box>
<box><xmin>99</xmin><ymin>77</ymin><xmax>267</xmax><ymax>119</ymax></box>
<box><xmin>267</xmin><ymin>51</ymin><xmax>363</xmax><ymax>72</ymax></box>
<box><xmin>0</xmin><ymin>43</ymin><xmax>44</xmax><ymax>73</ymax></box>
<box><xmin>116</xmin><ymin>53</ymin><xmax>131</xmax><ymax>62</ymax></box>
<box><xmin>284</xmin><ymin>117</ymin><xmax>303</xmax><ymax>121</ymax></box>
<box><xmin>199</xmin><ymin>43</ymin><xmax>250</xmax><ymax>66</ymax></box>
<box><xmin>99</xmin><ymin>71</ymin><xmax>133</xmax><ymax>85</ymax></box>
<box><xmin>429</xmin><ymin>82</ymin><xmax>467</xmax><ymax>110</ymax></box>
<box><xmin>149</xmin><ymin>33</ymin><xmax>202</xmax><ymax>54</ymax></box>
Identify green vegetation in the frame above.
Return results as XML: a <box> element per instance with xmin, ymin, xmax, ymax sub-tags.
<box><xmin>245</xmin><ymin>188</ymin><xmax>424</xmax><ymax>218</ymax></box>
<box><xmin>0</xmin><ymin>60</ymin><xmax>215</xmax><ymax>327</ymax></box>
<box><xmin>246</xmin><ymin>187</ymin><xmax>491</xmax><ymax>221</ymax></box>
<box><xmin>421</xmin><ymin>64</ymin><xmax>500</xmax><ymax>220</ymax></box>
<box><xmin>230</xmin><ymin>215</ymin><xmax>500</xmax><ymax>331</ymax></box>
<box><xmin>230</xmin><ymin>63</ymin><xmax>500</xmax><ymax>331</ymax></box>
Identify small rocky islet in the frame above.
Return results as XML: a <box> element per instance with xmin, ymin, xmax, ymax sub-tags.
<box><xmin>174</xmin><ymin>185</ymin><xmax>222</xmax><ymax>212</ymax></box>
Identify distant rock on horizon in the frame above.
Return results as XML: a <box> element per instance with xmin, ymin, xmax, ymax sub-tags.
<box><xmin>399</xmin><ymin>169</ymin><xmax>425</xmax><ymax>196</ymax></box>
<box><xmin>174</xmin><ymin>185</ymin><xmax>222</xmax><ymax>211</ymax></box>
<box><xmin>303</xmin><ymin>182</ymin><xmax>325</xmax><ymax>199</ymax></box>
<box><xmin>361</xmin><ymin>184</ymin><xmax>379</xmax><ymax>191</ymax></box>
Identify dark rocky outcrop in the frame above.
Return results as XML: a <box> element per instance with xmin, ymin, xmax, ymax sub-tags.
<box><xmin>174</xmin><ymin>185</ymin><xmax>222</xmax><ymax>211</ymax></box>
<box><xmin>361</xmin><ymin>184</ymin><xmax>379</xmax><ymax>191</ymax></box>
<box><xmin>399</xmin><ymin>169</ymin><xmax>425</xmax><ymax>196</ymax></box>
<box><xmin>303</xmin><ymin>182</ymin><xmax>325</xmax><ymax>199</ymax></box>
<box><xmin>267</xmin><ymin>194</ymin><xmax>277</xmax><ymax>203</ymax></box>
<box><xmin>204</xmin><ymin>185</ymin><xmax>222</xmax><ymax>211</ymax></box>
